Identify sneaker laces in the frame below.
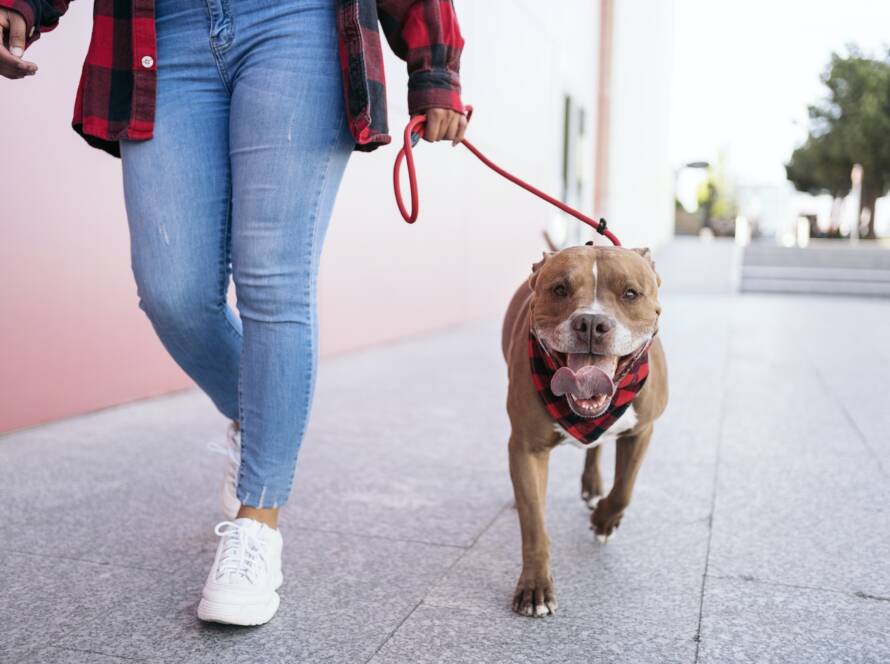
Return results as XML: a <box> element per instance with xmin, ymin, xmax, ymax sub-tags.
<box><xmin>213</xmin><ymin>521</ymin><xmax>268</xmax><ymax>584</ymax></box>
<box><xmin>207</xmin><ymin>440</ymin><xmax>239</xmax><ymax>465</ymax></box>
<box><xmin>207</xmin><ymin>423</ymin><xmax>240</xmax><ymax>465</ymax></box>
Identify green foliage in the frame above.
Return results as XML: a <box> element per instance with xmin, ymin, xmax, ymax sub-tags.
<box><xmin>696</xmin><ymin>150</ymin><xmax>736</xmax><ymax>224</ymax></box>
<box><xmin>786</xmin><ymin>46</ymin><xmax>890</xmax><ymax>235</ymax></box>
<box><xmin>696</xmin><ymin>177</ymin><xmax>735</xmax><ymax>220</ymax></box>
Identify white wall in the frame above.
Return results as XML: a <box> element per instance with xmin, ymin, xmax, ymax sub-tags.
<box><xmin>318</xmin><ymin>0</ymin><xmax>601</xmax><ymax>354</ymax></box>
<box><xmin>604</xmin><ymin>0</ymin><xmax>676</xmax><ymax>250</ymax></box>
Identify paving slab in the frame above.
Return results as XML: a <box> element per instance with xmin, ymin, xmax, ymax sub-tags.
<box><xmin>0</xmin><ymin>392</ymin><xmax>239</xmax><ymax>573</ymax></box>
<box><xmin>369</xmin><ymin>604</ymin><xmax>696</xmax><ymax>664</ymax></box>
<box><xmin>798</xmin><ymin>305</ymin><xmax>890</xmax><ymax>477</ymax></box>
<box><xmin>24</xmin><ymin>648</ymin><xmax>149</xmax><ymax>664</ymax></box>
<box><xmin>421</xmin><ymin>499</ymin><xmax>710</xmax><ymax>624</ymax></box>
<box><xmin>708</xmin><ymin>296</ymin><xmax>890</xmax><ymax>597</ymax></box>
<box><xmin>57</xmin><ymin>528</ymin><xmax>462</xmax><ymax>664</ymax></box>
<box><xmin>283</xmin><ymin>322</ymin><xmax>516</xmax><ymax>547</ymax></box>
<box><xmin>707</xmin><ymin>450</ymin><xmax>890</xmax><ymax>597</ymax></box>
<box><xmin>0</xmin><ymin>552</ymin><xmax>159</xmax><ymax>662</ymax></box>
<box><xmin>698</xmin><ymin>576</ymin><xmax>890</xmax><ymax>664</ymax></box>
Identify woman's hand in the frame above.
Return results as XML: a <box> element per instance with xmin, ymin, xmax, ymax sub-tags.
<box><xmin>419</xmin><ymin>108</ymin><xmax>468</xmax><ymax>146</ymax></box>
<box><xmin>1</xmin><ymin>8</ymin><xmax>37</xmax><ymax>79</ymax></box>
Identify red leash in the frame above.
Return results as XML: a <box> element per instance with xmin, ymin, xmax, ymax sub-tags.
<box><xmin>393</xmin><ymin>105</ymin><xmax>620</xmax><ymax>247</ymax></box>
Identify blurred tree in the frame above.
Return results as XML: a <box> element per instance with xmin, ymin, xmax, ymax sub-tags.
<box><xmin>786</xmin><ymin>46</ymin><xmax>890</xmax><ymax>239</ymax></box>
<box><xmin>696</xmin><ymin>150</ymin><xmax>736</xmax><ymax>231</ymax></box>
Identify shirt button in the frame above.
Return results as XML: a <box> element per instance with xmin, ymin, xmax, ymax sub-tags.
<box><xmin>141</xmin><ymin>55</ymin><xmax>154</xmax><ymax>69</ymax></box>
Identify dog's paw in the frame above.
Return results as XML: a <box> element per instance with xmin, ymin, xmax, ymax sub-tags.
<box><xmin>594</xmin><ymin>530</ymin><xmax>617</xmax><ymax>544</ymax></box>
<box><xmin>581</xmin><ymin>490</ymin><xmax>603</xmax><ymax>511</ymax></box>
<box><xmin>512</xmin><ymin>572</ymin><xmax>557</xmax><ymax>618</ymax></box>
<box><xmin>590</xmin><ymin>499</ymin><xmax>624</xmax><ymax>542</ymax></box>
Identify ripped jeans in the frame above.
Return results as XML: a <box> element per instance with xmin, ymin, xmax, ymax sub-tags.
<box><xmin>120</xmin><ymin>0</ymin><xmax>353</xmax><ymax>508</ymax></box>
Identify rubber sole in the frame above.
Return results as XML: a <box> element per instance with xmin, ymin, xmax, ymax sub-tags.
<box><xmin>197</xmin><ymin>591</ymin><xmax>280</xmax><ymax>626</ymax></box>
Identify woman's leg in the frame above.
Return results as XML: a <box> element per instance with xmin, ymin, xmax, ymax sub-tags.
<box><xmin>120</xmin><ymin>0</ymin><xmax>241</xmax><ymax>422</ymax></box>
<box><xmin>224</xmin><ymin>0</ymin><xmax>354</xmax><ymax>512</ymax></box>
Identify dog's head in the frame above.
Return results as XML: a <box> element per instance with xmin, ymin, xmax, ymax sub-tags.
<box><xmin>528</xmin><ymin>245</ymin><xmax>661</xmax><ymax>418</ymax></box>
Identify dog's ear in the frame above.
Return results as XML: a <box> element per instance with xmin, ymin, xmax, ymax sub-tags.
<box><xmin>632</xmin><ymin>247</ymin><xmax>661</xmax><ymax>287</ymax></box>
<box><xmin>528</xmin><ymin>251</ymin><xmax>554</xmax><ymax>291</ymax></box>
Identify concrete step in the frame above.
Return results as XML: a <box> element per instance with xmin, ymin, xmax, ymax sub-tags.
<box><xmin>743</xmin><ymin>244</ymin><xmax>890</xmax><ymax>270</ymax></box>
<box><xmin>740</xmin><ymin>243</ymin><xmax>890</xmax><ymax>296</ymax></box>
<box><xmin>741</xmin><ymin>265</ymin><xmax>890</xmax><ymax>283</ymax></box>
<box><xmin>740</xmin><ymin>278</ymin><xmax>890</xmax><ymax>297</ymax></box>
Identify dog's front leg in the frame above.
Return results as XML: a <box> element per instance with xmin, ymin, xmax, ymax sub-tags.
<box><xmin>580</xmin><ymin>444</ymin><xmax>604</xmax><ymax>509</ymax></box>
<box><xmin>509</xmin><ymin>435</ymin><xmax>556</xmax><ymax>617</ymax></box>
<box><xmin>591</xmin><ymin>424</ymin><xmax>653</xmax><ymax>541</ymax></box>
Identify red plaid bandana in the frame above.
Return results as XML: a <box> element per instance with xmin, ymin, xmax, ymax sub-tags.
<box><xmin>528</xmin><ymin>328</ymin><xmax>650</xmax><ymax>447</ymax></box>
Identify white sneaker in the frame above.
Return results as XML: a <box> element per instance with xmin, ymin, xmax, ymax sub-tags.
<box><xmin>207</xmin><ymin>422</ymin><xmax>241</xmax><ymax>520</ymax></box>
<box><xmin>197</xmin><ymin>518</ymin><xmax>284</xmax><ymax>626</ymax></box>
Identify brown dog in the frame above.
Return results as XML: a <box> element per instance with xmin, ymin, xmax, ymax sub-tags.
<box><xmin>501</xmin><ymin>244</ymin><xmax>668</xmax><ymax>617</ymax></box>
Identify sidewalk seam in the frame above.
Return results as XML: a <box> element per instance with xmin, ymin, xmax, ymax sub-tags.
<box><xmin>808</xmin><ymin>360</ymin><xmax>887</xmax><ymax>479</ymax></box>
<box><xmin>692</xmin><ymin>314</ymin><xmax>733</xmax><ymax>663</ymax></box>
<box><xmin>362</xmin><ymin>500</ymin><xmax>514</xmax><ymax>664</ymax></box>
<box><xmin>706</xmin><ymin>572</ymin><xmax>890</xmax><ymax>603</ymax></box>
<box><xmin>290</xmin><ymin>524</ymin><xmax>472</xmax><ymax>550</ymax></box>
<box><xmin>42</xmin><ymin>645</ymin><xmax>148</xmax><ymax>662</ymax></box>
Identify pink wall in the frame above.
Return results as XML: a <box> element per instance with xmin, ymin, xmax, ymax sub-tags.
<box><xmin>0</xmin><ymin>1</ymin><xmax>600</xmax><ymax>433</ymax></box>
<box><xmin>1</xmin><ymin>2</ymin><xmax>193</xmax><ymax>432</ymax></box>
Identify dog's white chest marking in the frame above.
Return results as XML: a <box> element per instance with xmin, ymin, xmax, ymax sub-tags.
<box><xmin>554</xmin><ymin>405</ymin><xmax>638</xmax><ymax>450</ymax></box>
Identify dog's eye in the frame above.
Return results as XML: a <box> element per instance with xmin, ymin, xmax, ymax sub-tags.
<box><xmin>622</xmin><ymin>288</ymin><xmax>640</xmax><ymax>301</ymax></box>
<box><xmin>552</xmin><ymin>284</ymin><xmax>568</xmax><ymax>297</ymax></box>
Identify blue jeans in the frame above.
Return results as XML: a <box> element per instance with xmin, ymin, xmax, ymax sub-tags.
<box><xmin>120</xmin><ymin>0</ymin><xmax>353</xmax><ymax>508</ymax></box>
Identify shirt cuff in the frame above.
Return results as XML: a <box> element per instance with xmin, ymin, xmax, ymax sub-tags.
<box><xmin>407</xmin><ymin>68</ymin><xmax>464</xmax><ymax>115</ymax></box>
<box><xmin>0</xmin><ymin>0</ymin><xmax>39</xmax><ymax>48</ymax></box>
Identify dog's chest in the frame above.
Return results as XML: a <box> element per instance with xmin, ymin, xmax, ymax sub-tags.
<box><xmin>553</xmin><ymin>406</ymin><xmax>638</xmax><ymax>450</ymax></box>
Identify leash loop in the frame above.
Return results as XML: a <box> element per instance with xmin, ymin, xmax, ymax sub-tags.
<box><xmin>393</xmin><ymin>105</ymin><xmax>621</xmax><ymax>246</ymax></box>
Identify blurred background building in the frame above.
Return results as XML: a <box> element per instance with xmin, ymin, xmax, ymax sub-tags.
<box><xmin>671</xmin><ymin>0</ymin><xmax>890</xmax><ymax>246</ymax></box>
<box><xmin>0</xmin><ymin>0</ymin><xmax>677</xmax><ymax>432</ymax></box>
<box><xmin>670</xmin><ymin>0</ymin><xmax>890</xmax><ymax>299</ymax></box>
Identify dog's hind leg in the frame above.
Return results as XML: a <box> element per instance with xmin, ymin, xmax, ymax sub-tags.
<box><xmin>580</xmin><ymin>444</ymin><xmax>604</xmax><ymax>509</ymax></box>
<box><xmin>591</xmin><ymin>424</ymin><xmax>653</xmax><ymax>542</ymax></box>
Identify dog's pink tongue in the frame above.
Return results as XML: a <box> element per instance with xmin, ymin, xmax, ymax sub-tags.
<box><xmin>550</xmin><ymin>354</ymin><xmax>617</xmax><ymax>399</ymax></box>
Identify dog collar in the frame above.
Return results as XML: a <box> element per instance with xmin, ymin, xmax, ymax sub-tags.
<box><xmin>528</xmin><ymin>327</ymin><xmax>650</xmax><ymax>447</ymax></box>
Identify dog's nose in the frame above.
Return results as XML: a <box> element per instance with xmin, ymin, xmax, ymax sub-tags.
<box><xmin>571</xmin><ymin>313</ymin><xmax>615</xmax><ymax>344</ymax></box>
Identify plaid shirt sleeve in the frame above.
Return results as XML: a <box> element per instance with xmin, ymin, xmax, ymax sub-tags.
<box><xmin>0</xmin><ymin>0</ymin><xmax>71</xmax><ymax>48</ymax></box>
<box><xmin>376</xmin><ymin>0</ymin><xmax>464</xmax><ymax>115</ymax></box>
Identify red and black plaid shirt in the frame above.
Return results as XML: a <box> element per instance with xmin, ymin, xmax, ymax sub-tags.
<box><xmin>528</xmin><ymin>329</ymin><xmax>651</xmax><ymax>447</ymax></box>
<box><xmin>4</xmin><ymin>0</ymin><xmax>464</xmax><ymax>157</ymax></box>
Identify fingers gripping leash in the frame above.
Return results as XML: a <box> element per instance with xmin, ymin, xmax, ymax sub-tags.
<box><xmin>392</xmin><ymin>105</ymin><xmax>621</xmax><ymax>247</ymax></box>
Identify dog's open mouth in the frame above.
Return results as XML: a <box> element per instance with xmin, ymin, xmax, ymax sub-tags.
<box><xmin>549</xmin><ymin>351</ymin><xmax>639</xmax><ymax>418</ymax></box>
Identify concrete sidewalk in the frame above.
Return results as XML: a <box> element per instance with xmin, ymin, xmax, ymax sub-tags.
<box><xmin>2</xmin><ymin>241</ymin><xmax>889</xmax><ymax>663</ymax></box>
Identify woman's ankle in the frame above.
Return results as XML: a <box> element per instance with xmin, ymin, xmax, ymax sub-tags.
<box><xmin>237</xmin><ymin>505</ymin><xmax>279</xmax><ymax>529</ymax></box>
